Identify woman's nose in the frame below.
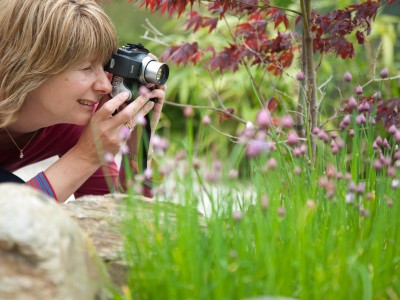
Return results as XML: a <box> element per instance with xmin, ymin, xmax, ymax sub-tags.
<box><xmin>94</xmin><ymin>69</ymin><xmax>113</xmax><ymax>94</ymax></box>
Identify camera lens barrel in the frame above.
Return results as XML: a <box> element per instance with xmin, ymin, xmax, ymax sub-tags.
<box><xmin>142</xmin><ymin>57</ymin><xmax>169</xmax><ymax>85</ymax></box>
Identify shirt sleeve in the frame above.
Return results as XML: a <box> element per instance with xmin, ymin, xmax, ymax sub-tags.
<box><xmin>26</xmin><ymin>171</ymin><xmax>58</xmax><ymax>202</ymax></box>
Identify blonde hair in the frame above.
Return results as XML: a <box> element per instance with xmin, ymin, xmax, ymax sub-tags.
<box><xmin>0</xmin><ymin>0</ymin><xmax>118</xmax><ymax>127</ymax></box>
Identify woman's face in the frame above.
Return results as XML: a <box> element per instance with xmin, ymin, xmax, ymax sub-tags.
<box><xmin>24</xmin><ymin>61</ymin><xmax>112</xmax><ymax>126</ymax></box>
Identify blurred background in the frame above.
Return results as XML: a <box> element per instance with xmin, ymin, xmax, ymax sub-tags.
<box><xmin>99</xmin><ymin>0</ymin><xmax>400</xmax><ymax>154</ymax></box>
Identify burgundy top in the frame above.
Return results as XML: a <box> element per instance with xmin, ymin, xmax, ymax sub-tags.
<box><xmin>0</xmin><ymin>124</ymin><xmax>119</xmax><ymax>198</ymax></box>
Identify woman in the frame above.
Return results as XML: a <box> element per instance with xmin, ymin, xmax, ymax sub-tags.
<box><xmin>0</xmin><ymin>0</ymin><xmax>165</xmax><ymax>202</ymax></box>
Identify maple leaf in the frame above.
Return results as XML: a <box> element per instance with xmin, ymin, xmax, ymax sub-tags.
<box><xmin>376</xmin><ymin>98</ymin><xmax>400</xmax><ymax>128</ymax></box>
<box><xmin>267</xmin><ymin>9</ymin><xmax>289</xmax><ymax>30</ymax></box>
<box><xmin>160</xmin><ymin>42</ymin><xmax>203</xmax><ymax>66</ymax></box>
<box><xmin>207</xmin><ymin>44</ymin><xmax>242</xmax><ymax>72</ymax></box>
<box><xmin>186</xmin><ymin>11</ymin><xmax>203</xmax><ymax>32</ymax></box>
<box><xmin>355</xmin><ymin>30</ymin><xmax>365</xmax><ymax>44</ymax></box>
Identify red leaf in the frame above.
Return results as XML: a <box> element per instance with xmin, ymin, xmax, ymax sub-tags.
<box><xmin>376</xmin><ymin>98</ymin><xmax>400</xmax><ymax>128</ymax></box>
<box><xmin>185</xmin><ymin>11</ymin><xmax>203</xmax><ymax>32</ymax></box>
<box><xmin>218</xmin><ymin>108</ymin><xmax>235</xmax><ymax>123</ymax></box>
<box><xmin>207</xmin><ymin>44</ymin><xmax>242</xmax><ymax>72</ymax></box>
<box><xmin>161</xmin><ymin>42</ymin><xmax>203</xmax><ymax>66</ymax></box>
<box><xmin>266</xmin><ymin>97</ymin><xmax>278</xmax><ymax>113</ymax></box>
<box><xmin>356</xmin><ymin>30</ymin><xmax>365</xmax><ymax>44</ymax></box>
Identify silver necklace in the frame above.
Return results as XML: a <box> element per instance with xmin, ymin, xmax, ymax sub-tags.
<box><xmin>4</xmin><ymin>128</ymin><xmax>39</xmax><ymax>159</ymax></box>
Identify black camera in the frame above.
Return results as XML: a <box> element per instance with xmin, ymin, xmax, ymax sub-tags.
<box><xmin>104</xmin><ymin>43</ymin><xmax>169</xmax><ymax>102</ymax></box>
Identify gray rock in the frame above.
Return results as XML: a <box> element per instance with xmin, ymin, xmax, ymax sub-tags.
<box><xmin>0</xmin><ymin>183</ymin><xmax>107</xmax><ymax>300</ymax></box>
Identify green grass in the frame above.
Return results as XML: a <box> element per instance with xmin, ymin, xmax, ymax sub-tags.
<box><xmin>110</xmin><ymin>107</ymin><xmax>400</xmax><ymax>300</ymax></box>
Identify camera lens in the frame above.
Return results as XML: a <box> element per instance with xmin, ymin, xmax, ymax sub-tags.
<box><xmin>156</xmin><ymin>65</ymin><xmax>169</xmax><ymax>84</ymax></box>
<box><xmin>144</xmin><ymin>61</ymin><xmax>169</xmax><ymax>85</ymax></box>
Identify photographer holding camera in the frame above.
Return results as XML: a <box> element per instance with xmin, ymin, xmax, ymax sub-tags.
<box><xmin>0</xmin><ymin>0</ymin><xmax>166</xmax><ymax>202</ymax></box>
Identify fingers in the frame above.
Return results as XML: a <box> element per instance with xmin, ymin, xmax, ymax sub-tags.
<box><xmin>95</xmin><ymin>92</ymin><xmax>131</xmax><ymax>120</ymax></box>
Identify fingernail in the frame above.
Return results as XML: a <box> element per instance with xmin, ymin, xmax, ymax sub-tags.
<box><xmin>121</xmin><ymin>91</ymin><xmax>131</xmax><ymax>99</ymax></box>
<box><xmin>146</xmin><ymin>101</ymin><xmax>154</xmax><ymax>108</ymax></box>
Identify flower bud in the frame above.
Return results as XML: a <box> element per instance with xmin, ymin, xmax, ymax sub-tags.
<box><xmin>356</xmin><ymin>114</ymin><xmax>366</xmax><ymax>125</ymax></box>
<box><xmin>183</xmin><ymin>106</ymin><xmax>194</xmax><ymax>117</ymax></box>
<box><xmin>355</xmin><ymin>85</ymin><xmax>363</xmax><ymax>95</ymax></box>
<box><xmin>380</xmin><ymin>68</ymin><xmax>389</xmax><ymax>79</ymax></box>
<box><xmin>388</xmin><ymin>125</ymin><xmax>397</xmax><ymax>135</ymax></box>
<box><xmin>343</xmin><ymin>71</ymin><xmax>352</xmax><ymax>82</ymax></box>
<box><xmin>287</xmin><ymin>131</ymin><xmax>299</xmax><ymax>145</ymax></box>
<box><xmin>256</xmin><ymin>109</ymin><xmax>272</xmax><ymax>129</ymax></box>
<box><xmin>281</xmin><ymin>114</ymin><xmax>294</xmax><ymax>128</ymax></box>
<box><xmin>347</xmin><ymin>97</ymin><xmax>358</xmax><ymax>110</ymax></box>
<box><xmin>296</xmin><ymin>71</ymin><xmax>305</xmax><ymax>81</ymax></box>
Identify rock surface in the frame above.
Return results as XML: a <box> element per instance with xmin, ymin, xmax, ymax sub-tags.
<box><xmin>0</xmin><ymin>183</ymin><xmax>108</xmax><ymax>300</ymax></box>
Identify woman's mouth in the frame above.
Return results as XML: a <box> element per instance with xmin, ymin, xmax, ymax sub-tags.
<box><xmin>77</xmin><ymin>99</ymin><xmax>97</xmax><ymax>111</ymax></box>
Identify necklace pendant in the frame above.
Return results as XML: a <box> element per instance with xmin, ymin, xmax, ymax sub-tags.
<box><xmin>19</xmin><ymin>151</ymin><xmax>24</xmax><ymax>159</ymax></box>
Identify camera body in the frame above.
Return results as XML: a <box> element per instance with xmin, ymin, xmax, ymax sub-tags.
<box><xmin>104</xmin><ymin>43</ymin><xmax>169</xmax><ymax>102</ymax></box>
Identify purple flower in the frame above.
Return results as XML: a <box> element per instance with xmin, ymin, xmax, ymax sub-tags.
<box><xmin>202</xmin><ymin>115</ymin><xmax>211</xmax><ymax>125</ymax></box>
<box><xmin>281</xmin><ymin>114</ymin><xmax>294</xmax><ymax>128</ymax></box>
<box><xmin>246</xmin><ymin>140</ymin><xmax>270</xmax><ymax>157</ymax></box>
<box><xmin>296</xmin><ymin>71</ymin><xmax>305</xmax><ymax>81</ymax></box>
<box><xmin>348</xmin><ymin>97</ymin><xmax>358</xmax><ymax>110</ymax></box>
<box><xmin>380</xmin><ymin>68</ymin><xmax>389</xmax><ymax>79</ymax></box>
<box><xmin>343</xmin><ymin>71</ymin><xmax>353</xmax><ymax>82</ymax></box>
<box><xmin>356</xmin><ymin>114</ymin><xmax>366</xmax><ymax>125</ymax></box>
<box><xmin>287</xmin><ymin>131</ymin><xmax>299</xmax><ymax>145</ymax></box>
<box><xmin>120</xmin><ymin>126</ymin><xmax>131</xmax><ymax>140</ymax></box>
<box><xmin>183</xmin><ymin>106</ymin><xmax>194</xmax><ymax>117</ymax></box>
<box><xmin>355</xmin><ymin>85</ymin><xmax>363</xmax><ymax>95</ymax></box>
<box><xmin>317</xmin><ymin>130</ymin><xmax>329</xmax><ymax>143</ymax></box>
<box><xmin>104</xmin><ymin>152</ymin><xmax>114</xmax><ymax>163</ymax></box>
<box><xmin>267</xmin><ymin>158</ymin><xmax>277</xmax><ymax>169</ymax></box>
<box><xmin>233</xmin><ymin>211</ymin><xmax>242</xmax><ymax>222</ymax></box>
<box><xmin>340</xmin><ymin>115</ymin><xmax>351</xmax><ymax>130</ymax></box>
<box><xmin>256</xmin><ymin>109</ymin><xmax>272</xmax><ymax>129</ymax></box>
<box><xmin>388</xmin><ymin>125</ymin><xmax>397</xmax><ymax>135</ymax></box>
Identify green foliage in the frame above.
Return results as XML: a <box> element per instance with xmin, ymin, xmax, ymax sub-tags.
<box><xmin>112</xmin><ymin>106</ymin><xmax>400</xmax><ymax>299</ymax></box>
<box><xmin>102</xmin><ymin>2</ymin><xmax>400</xmax><ymax>298</ymax></box>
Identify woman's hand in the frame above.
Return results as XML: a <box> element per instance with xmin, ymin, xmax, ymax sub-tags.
<box><xmin>75</xmin><ymin>91</ymin><xmax>155</xmax><ymax>166</ymax></box>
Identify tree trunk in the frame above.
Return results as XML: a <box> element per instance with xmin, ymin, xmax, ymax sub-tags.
<box><xmin>300</xmin><ymin>0</ymin><xmax>318</xmax><ymax>161</ymax></box>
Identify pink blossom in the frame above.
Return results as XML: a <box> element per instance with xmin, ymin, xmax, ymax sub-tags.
<box><xmin>343</xmin><ymin>71</ymin><xmax>353</xmax><ymax>82</ymax></box>
<box><xmin>355</xmin><ymin>85</ymin><xmax>363</xmax><ymax>95</ymax></box>
<box><xmin>246</xmin><ymin>140</ymin><xmax>270</xmax><ymax>157</ymax></box>
<box><xmin>228</xmin><ymin>169</ymin><xmax>238</xmax><ymax>179</ymax></box>
<box><xmin>120</xmin><ymin>126</ymin><xmax>131</xmax><ymax>140</ymax></box>
<box><xmin>388</xmin><ymin>125</ymin><xmax>397</xmax><ymax>135</ymax></box>
<box><xmin>267</xmin><ymin>158</ymin><xmax>277</xmax><ymax>169</ymax></box>
<box><xmin>347</xmin><ymin>97</ymin><xmax>358</xmax><ymax>110</ymax></box>
<box><xmin>317</xmin><ymin>130</ymin><xmax>329</xmax><ymax>143</ymax></box>
<box><xmin>356</xmin><ymin>114</ymin><xmax>366</xmax><ymax>125</ymax></box>
<box><xmin>104</xmin><ymin>152</ymin><xmax>114</xmax><ymax>163</ymax></box>
<box><xmin>373</xmin><ymin>159</ymin><xmax>383</xmax><ymax>170</ymax></box>
<box><xmin>144</xmin><ymin>168</ymin><xmax>153</xmax><ymax>179</ymax></box>
<box><xmin>202</xmin><ymin>115</ymin><xmax>211</xmax><ymax>125</ymax></box>
<box><xmin>281</xmin><ymin>114</ymin><xmax>294</xmax><ymax>128</ymax></box>
<box><xmin>380</xmin><ymin>67</ymin><xmax>389</xmax><ymax>79</ymax></box>
<box><xmin>287</xmin><ymin>131</ymin><xmax>299</xmax><ymax>145</ymax></box>
<box><xmin>395</xmin><ymin>131</ymin><xmax>400</xmax><ymax>142</ymax></box>
<box><xmin>233</xmin><ymin>211</ymin><xmax>242</xmax><ymax>222</ymax></box>
<box><xmin>183</xmin><ymin>106</ymin><xmax>194</xmax><ymax>117</ymax></box>
<box><xmin>256</xmin><ymin>109</ymin><xmax>272</xmax><ymax>129</ymax></box>
<box><xmin>296</xmin><ymin>71</ymin><xmax>305</xmax><ymax>81</ymax></box>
